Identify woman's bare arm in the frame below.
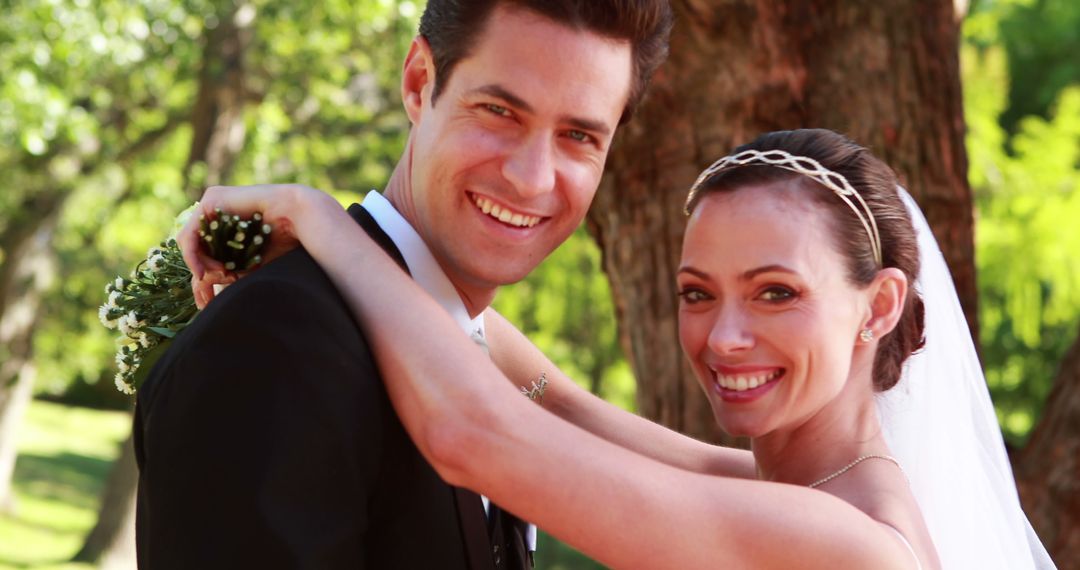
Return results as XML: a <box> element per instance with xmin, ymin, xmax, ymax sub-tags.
<box><xmin>183</xmin><ymin>185</ymin><xmax>920</xmax><ymax>569</ymax></box>
<box><xmin>483</xmin><ymin>308</ymin><xmax>756</xmax><ymax>480</ymax></box>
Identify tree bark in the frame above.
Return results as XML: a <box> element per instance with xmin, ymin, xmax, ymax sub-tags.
<box><xmin>0</xmin><ymin>191</ymin><xmax>65</xmax><ymax>326</ymax></box>
<box><xmin>183</xmin><ymin>1</ymin><xmax>255</xmax><ymax>198</ymax></box>
<box><xmin>72</xmin><ymin>432</ymin><xmax>137</xmax><ymax>569</ymax></box>
<box><xmin>0</xmin><ymin>220</ymin><xmax>57</xmax><ymax>510</ymax></box>
<box><xmin>1015</xmin><ymin>325</ymin><xmax>1080</xmax><ymax>566</ymax></box>
<box><xmin>590</xmin><ymin>0</ymin><xmax>973</xmax><ymax>442</ymax></box>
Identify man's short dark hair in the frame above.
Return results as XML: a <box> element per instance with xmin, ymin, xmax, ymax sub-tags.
<box><xmin>418</xmin><ymin>0</ymin><xmax>673</xmax><ymax>124</ymax></box>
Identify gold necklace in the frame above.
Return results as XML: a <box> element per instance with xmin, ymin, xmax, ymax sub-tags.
<box><xmin>808</xmin><ymin>454</ymin><xmax>902</xmax><ymax>488</ymax></box>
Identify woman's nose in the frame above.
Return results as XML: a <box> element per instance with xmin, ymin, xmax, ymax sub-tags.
<box><xmin>707</xmin><ymin>306</ymin><xmax>755</xmax><ymax>355</ymax></box>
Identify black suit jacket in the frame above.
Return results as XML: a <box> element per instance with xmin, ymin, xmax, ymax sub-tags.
<box><xmin>134</xmin><ymin>205</ymin><xmax>523</xmax><ymax>569</ymax></box>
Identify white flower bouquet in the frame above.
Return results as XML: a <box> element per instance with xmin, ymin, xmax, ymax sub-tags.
<box><xmin>100</xmin><ymin>206</ymin><xmax>270</xmax><ymax>394</ymax></box>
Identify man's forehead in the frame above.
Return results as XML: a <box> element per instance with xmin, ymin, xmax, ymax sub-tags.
<box><xmin>452</xmin><ymin>6</ymin><xmax>632</xmax><ymax>128</ymax></box>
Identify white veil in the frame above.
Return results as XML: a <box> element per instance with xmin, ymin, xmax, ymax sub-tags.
<box><xmin>877</xmin><ymin>188</ymin><xmax>1055</xmax><ymax>569</ymax></box>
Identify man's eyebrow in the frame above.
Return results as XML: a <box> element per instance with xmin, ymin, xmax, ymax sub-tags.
<box><xmin>563</xmin><ymin>115</ymin><xmax>611</xmax><ymax>138</ymax></box>
<box><xmin>471</xmin><ymin>84</ymin><xmax>613</xmax><ymax>138</ymax></box>
<box><xmin>471</xmin><ymin>84</ymin><xmax>533</xmax><ymax>113</ymax></box>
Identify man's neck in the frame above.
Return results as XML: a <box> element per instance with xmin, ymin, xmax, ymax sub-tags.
<box><xmin>383</xmin><ymin>156</ymin><xmax>496</xmax><ymax>319</ymax></box>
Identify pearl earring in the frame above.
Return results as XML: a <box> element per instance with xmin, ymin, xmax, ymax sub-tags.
<box><xmin>859</xmin><ymin>328</ymin><xmax>874</xmax><ymax>343</ymax></box>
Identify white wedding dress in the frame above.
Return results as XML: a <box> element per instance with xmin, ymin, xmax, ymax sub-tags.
<box><xmin>877</xmin><ymin>189</ymin><xmax>1055</xmax><ymax>569</ymax></box>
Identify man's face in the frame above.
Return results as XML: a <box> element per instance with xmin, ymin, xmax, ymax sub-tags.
<box><xmin>397</xmin><ymin>5</ymin><xmax>632</xmax><ymax>311</ymax></box>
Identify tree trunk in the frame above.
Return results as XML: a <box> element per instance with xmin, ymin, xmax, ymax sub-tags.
<box><xmin>0</xmin><ymin>220</ymin><xmax>58</xmax><ymax>510</ymax></box>
<box><xmin>0</xmin><ymin>191</ymin><xmax>65</xmax><ymax>329</ymax></box>
<box><xmin>1015</xmin><ymin>325</ymin><xmax>1080</xmax><ymax>566</ymax></box>
<box><xmin>72</xmin><ymin>432</ymin><xmax>138</xmax><ymax>569</ymax></box>
<box><xmin>0</xmin><ymin>362</ymin><xmax>36</xmax><ymax>514</ymax></box>
<box><xmin>590</xmin><ymin>0</ymin><xmax>973</xmax><ymax>440</ymax></box>
<box><xmin>183</xmin><ymin>1</ymin><xmax>255</xmax><ymax>198</ymax></box>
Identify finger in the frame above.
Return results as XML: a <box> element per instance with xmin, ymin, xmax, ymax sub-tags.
<box><xmin>192</xmin><ymin>268</ymin><xmax>239</xmax><ymax>309</ymax></box>
<box><xmin>199</xmin><ymin>184</ymin><xmax>286</xmax><ymax>219</ymax></box>
<box><xmin>193</xmin><ymin>275</ymin><xmax>210</xmax><ymax>310</ymax></box>
<box><xmin>177</xmin><ymin>206</ymin><xmax>207</xmax><ymax>280</ymax></box>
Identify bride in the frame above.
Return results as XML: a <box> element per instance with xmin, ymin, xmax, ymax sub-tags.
<box><xmin>181</xmin><ymin>129</ymin><xmax>1053</xmax><ymax>569</ymax></box>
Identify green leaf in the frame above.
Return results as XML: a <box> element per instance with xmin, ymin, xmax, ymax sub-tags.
<box><xmin>147</xmin><ymin>326</ymin><xmax>177</xmax><ymax>338</ymax></box>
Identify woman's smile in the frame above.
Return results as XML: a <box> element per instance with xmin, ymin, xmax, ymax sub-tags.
<box><xmin>709</xmin><ymin>365</ymin><xmax>785</xmax><ymax>402</ymax></box>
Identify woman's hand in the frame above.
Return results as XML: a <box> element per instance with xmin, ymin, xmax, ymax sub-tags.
<box><xmin>177</xmin><ymin>184</ymin><xmax>340</xmax><ymax>308</ymax></box>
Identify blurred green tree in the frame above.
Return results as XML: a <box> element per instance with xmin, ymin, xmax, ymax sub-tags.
<box><xmin>991</xmin><ymin>0</ymin><xmax>1080</xmax><ymax>137</ymax></box>
<box><xmin>964</xmin><ymin>0</ymin><xmax>1080</xmax><ymax>445</ymax></box>
<box><xmin>965</xmin><ymin>2</ymin><xmax>1080</xmax><ymax>562</ymax></box>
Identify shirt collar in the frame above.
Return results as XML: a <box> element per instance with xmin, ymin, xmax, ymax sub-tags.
<box><xmin>360</xmin><ymin>191</ymin><xmax>484</xmax><ymax>337</ymax></box>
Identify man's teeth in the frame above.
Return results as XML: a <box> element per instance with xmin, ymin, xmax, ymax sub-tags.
<box><xmin>714</xmin><ymin>370</ymin><xmax>782</xmax><ymax>392</ymax></box>
<box><xmin>473</xmin><ymin>195</ymin><xmax>541</xmax><ymax>228</ymax></box>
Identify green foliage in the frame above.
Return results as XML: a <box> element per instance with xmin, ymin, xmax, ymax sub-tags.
<box><xmin>997</xmin><ymin>0</ymin><xmax>1080</xmax><ymax>136</ymax></box>
<box><xmin>5</xmin><ymin>0</ymin><xmax>419</xmax><ymax>401</ymax></box>
<box><xmin>962</xmin><ymin>12</ymin><xmax>1080</xmax><ymax>443</ymax></box>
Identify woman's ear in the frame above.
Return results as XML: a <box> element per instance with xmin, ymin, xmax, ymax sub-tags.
<box><xmin>401</xmin><ymin>35</ymin><xmax>436</xmax><ymax>125</ymax></box>
<box><xmin>863</xmin><ymin>267</ymin><xmax>908</xmax><ymax>340</ymax></box>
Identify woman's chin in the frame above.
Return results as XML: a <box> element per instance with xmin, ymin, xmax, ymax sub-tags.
<box><xmin>709</xmin><ymin>409</ymin><xmax>766</xmax><ymax>439</ymax></box>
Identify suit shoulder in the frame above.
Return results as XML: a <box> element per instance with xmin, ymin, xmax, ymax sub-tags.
<box><xmin>137</xmin><ymin>248</ymin><xmax>379</xmax><ymax>407</ymax></box>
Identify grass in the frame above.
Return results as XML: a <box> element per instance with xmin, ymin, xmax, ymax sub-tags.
<box><xmin>0</xmin><ymin>400</ymin><xmax>131</xmax><ymax>570</ymax></box>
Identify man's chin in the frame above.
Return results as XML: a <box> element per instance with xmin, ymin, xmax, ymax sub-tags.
<box><xmin>457</xmin><ymin>253</ymin><xmax>550</xmax><ymax>286</ymax></box>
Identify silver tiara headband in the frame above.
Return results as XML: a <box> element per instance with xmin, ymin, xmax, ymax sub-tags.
<box><xmin>685</xmin><ymin>149</ymin><xmax>883</xmax><ymax>266</ymax></box>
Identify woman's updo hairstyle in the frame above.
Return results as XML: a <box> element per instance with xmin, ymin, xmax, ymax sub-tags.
<box><xmin>685</xmin><ymin>129</ymin><xmax>925</xmax><ymax>391</ymax></box>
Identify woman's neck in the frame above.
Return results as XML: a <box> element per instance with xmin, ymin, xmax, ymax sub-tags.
<box><xmin>751</xmin><ymin>375</ymin><xmax>886</xmax><ymax>486</ymax></box>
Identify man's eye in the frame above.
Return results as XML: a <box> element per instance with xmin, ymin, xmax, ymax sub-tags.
<box><xmin>566</xmin><ymin>130</ymin><xmax>592</xmax><ymax>143</ymax></box>
<box><xmin>485</xmin><ymin>104</ymin><xmax>511</xmax><ymax>117</ymax></box>
<box><xmin>758</xmin><ymin>286</ymin><xmax>796</xmax><ymax>302</ymax></box>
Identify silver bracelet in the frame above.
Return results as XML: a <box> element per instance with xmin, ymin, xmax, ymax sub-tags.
<box><xmin>520</xmin><ymin>372</ymin><xmax>548</xmax><ymax>404</ymax></box>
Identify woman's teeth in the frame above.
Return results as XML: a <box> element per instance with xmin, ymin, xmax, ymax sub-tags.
<box><xmin>473</xmin><ymin>195</ymin><xmax>541</xmax><ymax>228</ymax></box>
<box><xmin>714</xmin><ymin>370</ymin><xmax>782</xmax><ymax>392</ymax></box>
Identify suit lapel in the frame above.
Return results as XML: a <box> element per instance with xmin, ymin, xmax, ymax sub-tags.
<box><xmin>455</xmin><ymin>488</ymin><xmax>498</xmax><ymax>570</ymax></box>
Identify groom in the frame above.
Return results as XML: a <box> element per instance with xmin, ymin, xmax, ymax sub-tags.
<box><xmin>134</xmin><ymin>1</ymin><xmax>672</xmax><ymax>568</ymax></box>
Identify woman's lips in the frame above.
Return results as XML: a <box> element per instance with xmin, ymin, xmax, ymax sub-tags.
<box><xmin>709</xmin><ymin>367</ymin><xmax>784</xmax><ymax>402</ymax></box>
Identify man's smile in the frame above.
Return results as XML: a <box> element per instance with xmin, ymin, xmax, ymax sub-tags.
<box><xmin>470</xmin><ymin>193</ymin><xmax>544</xmax><ymax>228</ymax></box>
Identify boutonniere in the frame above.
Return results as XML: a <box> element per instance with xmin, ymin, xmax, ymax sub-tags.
<box><xmin>99</xmin><ymin>205</ymin><xmax>271</xmax><ymax>394</ymax></box>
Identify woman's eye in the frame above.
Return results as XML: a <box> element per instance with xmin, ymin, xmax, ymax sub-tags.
<box><xmin>485</xmin><ymin>103</ymin><xmax>511</xmax><ymax>117</ymax></box>
<box><xmin>678</xmin><ymin>288</ymin><xmax>712</xmax><ymax>304</ymax></box>
<box><xmin>758</xmin><ymin>286</ymin><xmax>796</xmax><ymax>302</ymax></box>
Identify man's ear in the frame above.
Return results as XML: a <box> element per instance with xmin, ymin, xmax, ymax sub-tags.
<box><xmin>863</xmin><ymin>268</ymin><xmax>908</xmax><ymax>340</ymax></box>
<box><xmin>402</xmin><ymin>35</ymin><xmax>436</xmax><ymax>125</ymax></box>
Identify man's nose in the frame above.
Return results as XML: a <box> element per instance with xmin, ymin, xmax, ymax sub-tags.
<box><xmin>502</xmin><ymin>132</ymin><xmax>556</xmax><ymax>199</ymax></box>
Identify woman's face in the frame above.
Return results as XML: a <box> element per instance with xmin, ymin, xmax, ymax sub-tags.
<box><xmin>677</xmin><ymin>184</ymin><xmax>869</xmax><ymax>438</ymax></box>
